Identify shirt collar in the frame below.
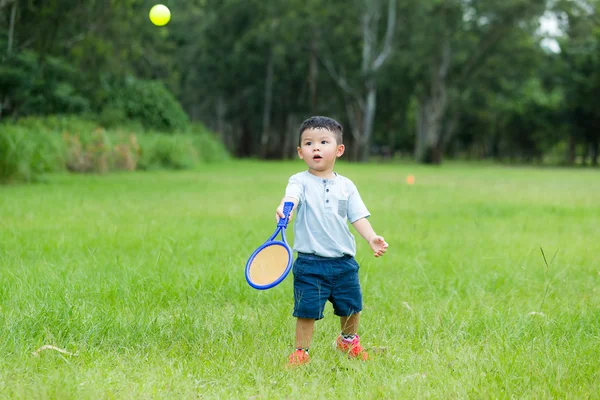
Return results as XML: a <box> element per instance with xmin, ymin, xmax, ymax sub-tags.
<box><xmin>305</xmin><ymin>170</ymin><xmax>338</xmax><ymax>184</ymax></box>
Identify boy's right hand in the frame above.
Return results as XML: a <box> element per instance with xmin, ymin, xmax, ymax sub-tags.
<box><xmin>276</xmin><ymin>204</ymin><xmax>292</xmax><ymax>223</ymax></box>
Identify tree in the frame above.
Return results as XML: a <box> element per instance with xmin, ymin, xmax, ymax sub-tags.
<box><xmin>321</xmin><ymin>0</ymin><xmax>397</xmax><ymax>161</ymax></box>
<box><xmin>2</xmin><ymin>0</ymin><xmax>598</xmax><ymax>166</ymax></box>
<box><xmin>556</xmin><ymin>0</ymin><xmax>600</xmax><ymax>165</ymax></box>
<box><xmin>410</xmin><ymin>0</ymin><xmax>547</xmax><ymax>164</ymax></box>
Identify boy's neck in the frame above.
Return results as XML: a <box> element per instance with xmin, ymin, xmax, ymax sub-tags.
<box><xmin>307</xmin><ymin>168</ymin><xmax>336</xmax><ymax>179</ymax></box>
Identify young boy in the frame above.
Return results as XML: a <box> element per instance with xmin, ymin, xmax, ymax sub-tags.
<box><xmin>275</xmin><ymin>116</ymin><xmax>388</xmax><ymax>366</ymax></box>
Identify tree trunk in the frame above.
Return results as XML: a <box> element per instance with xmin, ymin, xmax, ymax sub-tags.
<box><xmin>359</xmin><ymin>79</ymin><xmax>377</xmax><ymax>162</ymax></box>
<box><xmin>7</xmin><ymin>0</ymin><xmax>16</xmax><ymax>54</ymax></box>
<box><xmin>487</xmin><ymin>113</ymin><xmax>500</xmax><ymax>159</ymax></box>
<box><xmin>415</xmin><ymin>39</ymin><xmax>451</xmax><ymax>164</ymax></box>
<box><xmin>442</xmin><ymin>110</ymin><xmax>460</xmax><ymax>153</ymax></box>
<box><xmin>216</xmin><ymin>95</ymin><xmax>226</xmax><ymax>139</ymax></box>
<box><xmin>283</xmin><ymin>113</ymin><xmax>299</xmax><ymax>159</ymax></box>
<box><xmin>259</xmin><ymin>50</ymin><xmax>274</xmax><ymax>159</ymax></box>
<box><xmin>415</xmin><ymin>90</ymin><xmax>448</xmax><ymax>164</ymax></box>
<box><xmin>309</xmin><ymin>34</ymin><xmax>318</xmax><ymax>114</ymax></box>
<box><xmin>566</xmin><ymin>133</ymin><xmax>576</xmax><ymax>165</ymax></box>
<box><xmin>386</xmin><ymin>128</ymin><xmax>395</xmax><ymax>159</ymax></box>
<box><xmin>415</xmin><ymin>97</ymin><xmax>444</xmax><ymax>164</ymax></box>
<box><xmin>591</xmin><ymin>139</ymin><xmax>598</xmax><ymax>167</ymax></box>
<box><xmin>350</xmin><ymin>139</ymin><xmax>361</xmax><ymax>161</ymax></box>
<box><xmin>321</xmin><ymin>0</ymin><xmax>395</xmax><ymax>163</ymax></box>
<box><xmin>386</xmin><ymin>121</ymin><xmax>396</xmax><ymax>160</ymax></box>
<box><xmin>237</xmin><ymin>118</ymin><xmax>253</xmax><ymax>158</ymax></box>
<box><xmin>1</xmin><ymin>0</ymin><xmax>17</xmax><ymax>118</ymax></box>
<box><xmin>344</xmin><ymin>102</ymin><xmax>363</xmax><ymax>162</ymax></box>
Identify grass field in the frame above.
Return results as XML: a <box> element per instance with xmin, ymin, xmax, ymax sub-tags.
<box><xmin>1</xmin><ymin>160</ymin><xmax>599</xmax><ymax>399</ymax></box>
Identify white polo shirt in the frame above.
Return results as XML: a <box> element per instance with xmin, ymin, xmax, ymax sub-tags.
<box><xmin>284</xmin><ymin>171</ymin><xmax>370</xmax><ymax>258</ymax></box>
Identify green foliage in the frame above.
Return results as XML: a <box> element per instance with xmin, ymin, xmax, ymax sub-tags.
<box><xmin>0</xmin><ymin>116</ymin><xmax>228</xmax><ymax>183</ymax></box>
<box><xmin>14</xmin><ymin>115</ymin><xmax>100</xmax><ymax>133</ymax></box>
<box><xmin>102</xmin><ymin>78</ymin><xmax>189</xmax><ymax>133</ymax></box>
<box><xmin>136</xmin><ymin>134</ymin><xmax>198</xmax><ymax>170</ymax></box>
<box><xmin>0</xmin><ymin>125</ymin><xmax>64</xmax><ymax>183</ymax></box>
<box><xmin>0</xmin><ymin>51</ymin><xmax>90</xmax><ymax>116</ymax></box>
<box><xmin>135</xmin><ymin>125</ymin><xmax>229</xmax><ymax>170</ymax></box>
<box><xmin>188</xmin><ymin>123</ymin><xmax>231</xmax><ymax>163</ymax></box>
<box><xmin>556</xmin><ymin>5</ymin><xmax>600</xmax><ymax>164</ymax></box>
<box><xmin>97</xmin><ymin>106</ymin><xmax>128</xmax><ymax>129</ymax></box>
<box><xmin>1</xmin><ymin>0</ymin><xmax>599</xmax><ymax>164</ymax></box>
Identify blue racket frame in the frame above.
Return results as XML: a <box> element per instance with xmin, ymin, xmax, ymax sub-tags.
<box><xmin>245</xmin><ymin>201</ymin><xmax>294</xmax><ymax>290</ymax></box>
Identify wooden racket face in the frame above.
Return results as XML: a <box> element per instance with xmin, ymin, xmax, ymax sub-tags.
<box><xmin>247</xmin><ymin>243</ymin><xmax>292</xmax><ymax>288</ymax></box>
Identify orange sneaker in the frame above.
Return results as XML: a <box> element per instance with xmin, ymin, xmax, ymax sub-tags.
<box><xmin>288</xmin><ymin>349</ymin><xmax>310</xmax><ymax>366</ymax></box>
<box><xmin>336</xmin><ymin>335</ymin><xmax>368</xmax><ymax>360</ymax></box>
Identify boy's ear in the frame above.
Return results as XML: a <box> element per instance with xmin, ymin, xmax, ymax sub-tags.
<box><xmin>336</xmin><ymin>144</ymin><xmax>345</xmax><ymax>157</ymax></box>
<box><xmin>297</xmin><ymin>146</ymin><xmax>304</xmax><ymax>159</ymax></box>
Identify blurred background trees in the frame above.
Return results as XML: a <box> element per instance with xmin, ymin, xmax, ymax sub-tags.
<box><xmin>1</xmin><ymin>0</ymin><xmax>598</xmax><ymax>165</ymax></box>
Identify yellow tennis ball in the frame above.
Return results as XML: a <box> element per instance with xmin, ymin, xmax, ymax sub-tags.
<box><xmin>149</xmin><ymin>4</ymin><xmax>171</xmax><ymax>26</ymax></box>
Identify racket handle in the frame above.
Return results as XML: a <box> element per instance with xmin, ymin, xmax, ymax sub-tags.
<box><xmin>278</xmin><ymin>201</ymin><xmax>294</xmax><ymax>228</ymax></box>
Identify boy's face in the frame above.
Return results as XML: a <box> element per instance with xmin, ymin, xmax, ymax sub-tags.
<box><xmin>297</xmin><ymin>128</ymin><xmax>345</xmax><ymax>174</ymax></box>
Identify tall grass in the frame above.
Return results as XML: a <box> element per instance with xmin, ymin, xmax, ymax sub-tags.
<box><xmin>0</xmin><ymin>116</ymin><xmax>228</xmax><ymax>182</ymax></box>
<box><xmin>0</xmin><ymin>124</ymin><xmax>65</xmax><ymax>183</ymax></box>
<box><xmin>0</xmin><ymin>161</ymin><xmax>598</xmax><ymax>398</ymax></box>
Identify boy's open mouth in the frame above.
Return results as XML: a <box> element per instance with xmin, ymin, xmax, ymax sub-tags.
<box><xmin>313</xmin><ymin>155</ymin><xmax>322</xmax><ymax>160</ymax></box>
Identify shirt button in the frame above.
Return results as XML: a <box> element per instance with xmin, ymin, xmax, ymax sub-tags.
<box><xmin>326</xmin><ymin>200</ymin><xmax>329</xmax><ymax>203</ymax></box>
<box><xmin>326</xmin><ymin>189</ymin><xmax>329</xmax><ymax>192</ymax></box>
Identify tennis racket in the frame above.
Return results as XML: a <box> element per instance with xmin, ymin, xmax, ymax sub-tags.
<box><xmin>245</xmin><ymin>201</ymin><xmax>294</xmax><ymax>290</ymax></box>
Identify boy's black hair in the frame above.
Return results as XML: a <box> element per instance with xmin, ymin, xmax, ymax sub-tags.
<box><xmin>298</xmin><ymin>116</ymin><xmax>343</xmax><ymax>145</ymax></box>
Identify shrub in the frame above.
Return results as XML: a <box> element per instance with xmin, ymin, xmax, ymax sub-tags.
<box><xmin>0</xmin><ymin>51</ymin><xmax>90</xmax><ymax>117</ymax></box>
<box><xmin>112</xmin><ymin>134</ymin><xmax>141</xmax><ymax>171</ymax></box>
<box><xmin>0</xmin><ymin>116</ymin><xmax>228</xmax><ymax>183</ymax></box>
<box><xmin>137</xmin><ymin>134</ymin><xmax>199</xmax><ymax>170</ymax></box>
<box><xmin>0</xmin><ymin>125</ymin><xmax>64</xmax><ymax>183</ymax></box>
<box><xmin>63</xmin><ymin>129</ymin><xmax>112</xmax><ymax>174</ymax></box>
<box><xmin>15</xmin><ymin>115</ymin><xmax>99</xmax><ymax>134</ymax></box>
<box><xmin>188</xmin><ymin>123</ymin><xmax>230</xmax><ymax>163</ymax></box>
<box><xmin>103</xmin><ymin>78</ymin><xmax>189</xmax><ymax>133</ymax></box>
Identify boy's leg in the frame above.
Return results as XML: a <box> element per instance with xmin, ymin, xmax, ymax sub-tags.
<box><xmin>289</xmin><ymin>317</ymin><xmax>315</xmax><ymax>366</ymax></box>
<box><xmin>296</xmin><ymin>317</ymin><xmax>315</xmax><ymax>349</ymax></box>
<box><xmin>336</xmin><ymin>312</ymin><xmax>367</xmax><ymax>359</ymax></box>
<box><xmin>331</xmin><ymin>255</ymin><xmax>367</xmax><ymax>360</ymax></box>
<box><xmin>290</xmin><ymin>254</ymin><xmax>332</xmax><ymax>365</ymax></box>
<box><xmin>340</xmin><ymin>312</ymin><xmax>360</xmax><ymax>336</ymax></box>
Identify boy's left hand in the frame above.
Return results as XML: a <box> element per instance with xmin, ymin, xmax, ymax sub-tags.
<box><xmin>369</xmin><ymin>236</ymin><xmax>389</xmax><ymax>257</ymax></box>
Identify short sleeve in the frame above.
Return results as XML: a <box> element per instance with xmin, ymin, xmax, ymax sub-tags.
<box><xmin>347</xmin><ymin>182</ymin><xmax>370</xmax><ymax>223</ymax></box>
<box><xmin>285</xmin><ymin>174</ymin><xmax>304</xmax><ymax>203</ymax></box>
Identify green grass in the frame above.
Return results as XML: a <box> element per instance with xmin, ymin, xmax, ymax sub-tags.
<box><xmin>0</xmin><ymin>160</ymin><xmax>599</xmax><ymax>398</ymax></box>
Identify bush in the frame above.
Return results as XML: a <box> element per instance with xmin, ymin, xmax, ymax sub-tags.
<box><xmin>0</xmin><ymin>125</ymin><xmax>64</xmax><ymax>183</ymax></box>
<box><xmin>0</xmin><ymin>116</ymin><xmax>228</xmax><ymax>183</ymax></box>
<box><xmin>0</xmin><ymin>51</ymin><xmax>90</xmax><ymax>117</ymax></box>
<box><xmin>187</xmin><ymin>123</ymin><xmax>230</xmax><ymax>163</ymax></box>
<box><xmin>102</xmin><ymin>77</ymin><xmax>189</xmax><ymax>133</ymax></box>
<box><xmin>14</xmin><ymin>115</ymin><xmax>99</xmax><ymax>134</ymax></box>
<box><xmin>112</xmin><ymin>133</ymin><xmax>141</xmax><ymax>171</ymax></box>
<box><xmin>137</xmin><ymin>134</ymin><xmax>198</xmax><ymax>170</ymax></box>
<box><xmin>63</xmin><ymin>128</ymin><xmax>112</xmax><ymax>174</ymax></box>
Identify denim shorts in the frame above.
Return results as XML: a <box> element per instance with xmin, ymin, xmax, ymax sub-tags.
<box><xmin>292</xmin><ymin>252</ymin><xmax>363</xmax><ymax>320</ymax></box>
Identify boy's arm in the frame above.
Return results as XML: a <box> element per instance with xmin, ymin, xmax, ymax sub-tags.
<box><xmin>352</xmin><ymin>217</ymin><xmax>389</xmax><ymax>258</ymax></box>
<box><xmin>275</xmin><ymin>196</ymin><xmax>299</xmax><ymax>222</ymax></box>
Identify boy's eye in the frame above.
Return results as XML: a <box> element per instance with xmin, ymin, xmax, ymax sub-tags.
<box><xmin>321</xmin><ymin>140</ymin><xmax>328</xmax><ymax>144</ymax></box>
<box><xmin>305</xmin><ymin>142</ymin><xmax>312</xmax><ymax>146</ymax></box>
